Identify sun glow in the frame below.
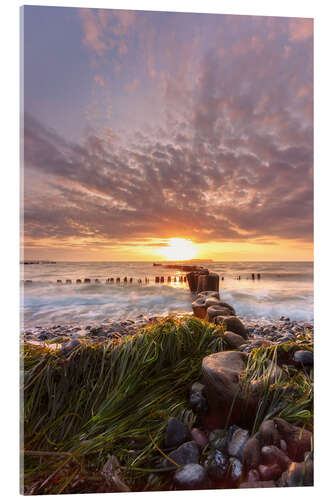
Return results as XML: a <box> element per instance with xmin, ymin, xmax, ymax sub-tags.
<box><xmin>158</xmin><ymin>238</ymin><xmax>197</xmax><ymax>261</ymax></box>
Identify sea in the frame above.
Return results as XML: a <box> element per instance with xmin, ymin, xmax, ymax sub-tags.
<box><xmin>21</xmin><ymin>261</ymin><xmax>313</xmax><ymax>327</ymax></box>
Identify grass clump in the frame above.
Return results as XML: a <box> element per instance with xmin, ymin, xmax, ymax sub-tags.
<box><xmin>240</xmin><ymin>343</ymin><xmax>313</xmax><ymax>435</ymax></box>
<box><xmin>22</xmin><ymin>315</ymin><xmax>224</xmax><ymax>494</ymax></box>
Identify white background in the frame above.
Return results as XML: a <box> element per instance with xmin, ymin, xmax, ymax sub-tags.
<box><xmin>0</xmin><ymin>0</ymin><xmax>332</xmax><ymax>499</ymax></box>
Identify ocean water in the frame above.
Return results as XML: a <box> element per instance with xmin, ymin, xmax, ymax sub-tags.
<box><xmin>21</xmin><ymin>261</ymin><xmax>313</xmax><ymax>327</ymax></box>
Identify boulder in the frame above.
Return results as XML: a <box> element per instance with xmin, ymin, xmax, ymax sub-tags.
<box><xmin>206</xmin><ymin>304</ymin><xmax>236</xmax><ymax>322</ymax></box>
<box><xmin>202</xmin><ymin>351</ymin><xmax>247</xmax><ymax>408</ymax></box>
<box><xmin>224</xmin><ymin>331</ymin><xmax>247</xmax><ymax>349</ymax></box>
<box><xmin>261</xmin><ymin>445</ymin><xmax>291</xmax><ymax>471</ymax></box>
<box><xmin>163</xmin><ymin>441</ymin><xmax>200</xmax><ymax>467</ymax></box>
<box><xmin>191</xmin><ymin>296</ymin><xmax>208</xmax><ymax>319</ymax></box>
<box><xmin>173</xmin><ymin>464</ymin><xmax>210</xmax><ymax>490</ymax></box>
<box><xmin>165</xmin><ymin>417</ymin><xmax>189</xmax><ymax>449</ymax></box>
<box><xmin>197</xmin><ymin>291</ymin><xmax>220</xmax><ymax>299</ymax></box>
<box><xmin>214</xmin><ymin>316</ymin><xmax>248</xmax><ymax>339</ymax></box>
<box><xmin>258</xmin><ymin>420</ymin><xmax>281</xmax><ymax>447</ymax></box>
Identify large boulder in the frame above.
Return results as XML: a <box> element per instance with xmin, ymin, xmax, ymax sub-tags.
<box><xmin>214</xmin><ymin>316</ymin><xmax>248</xmax><ymax>339</ymax></box>
<box><xmin>202</xmin><ymin>351</ymin><xmax>247</xmax><ymax>409</ymax></box>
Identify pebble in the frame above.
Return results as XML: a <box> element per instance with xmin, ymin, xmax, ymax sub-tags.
<box><xmin>173</xmin><ymin>464</ymin><xmax>210</xmax><ymax>490</ymax></box>
<box><xmin>165</xmin><ymin>417</ymin><xmax>189</xmax><ymax>449</ymax></box>
<box><xmin>204</xmin><ymin>449</ymin><xmax>229</xmax><ymax>480</ymax></box>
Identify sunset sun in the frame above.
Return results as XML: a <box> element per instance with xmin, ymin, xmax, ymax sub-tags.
<box><xmin>159</xmin><ymin>238</ymin><xmax>197</xmax><ymax>261</ymax></box>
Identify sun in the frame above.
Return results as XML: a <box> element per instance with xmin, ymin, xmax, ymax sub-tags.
<box><xmin>158</xmin><ymin>238</ymin><xmax>197</xmax><ymax>261</ymax></box>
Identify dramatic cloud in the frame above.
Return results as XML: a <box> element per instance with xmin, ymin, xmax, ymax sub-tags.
<box><xmin>23</xmin><ymin>9</ymin><xmax>313</xmax><ymax>257</ymax></box>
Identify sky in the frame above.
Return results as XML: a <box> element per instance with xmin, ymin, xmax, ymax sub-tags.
<box><xmin>22</xmin><ymin>6</ymin><xmax>313</xmax><ymax>261</ymax></box>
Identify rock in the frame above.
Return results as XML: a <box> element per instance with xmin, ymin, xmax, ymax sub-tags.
<box><xmin>227</xmin><ymin>427</ymin><xmax>249</xmax><ymax>460</ymax></box>
<box><xmin>191</xmin><ymin>382</ymin><xmax>205</xmax><ymax>393</ymax></box>
<box><xmin>228</xmin><ymin>457</ymin><xmax>243</xmax><ymax>483</ymax></box>
<box><xmin>224</xmin><ymin>331</ymin><xmax>247</xmax><ymax>349</ymax></box>
<box><xmin>38</xmin><ymin>333</ymin><xmax>48</xmax><ymax>341</ymax></box>
<box><xmin>204</xmin><ymin>449</ymin><xmax>228</xmax><ymax>480</ymax></box>
<box><xmin>242</xmin><ymin>434</ymin><xmax>262</xmax><ymax>469</ymax></box>
<box><xmin>273</xmin><ymin>418</ymin><xmax>312</xmax><ymax>462</ymax></box>
<box><xmin>164</xmin><ymin>441</ymin><xmax>200</xmax><ymax>467</ymax></box>
<box><xmin>90</xmin><ymin>326</ymin><xmax>105</xmax><ymax>336</ymax></box>
<box><xmin>60</xmin><ymin>339</ymin><xmax>81</xmax><ymax>354</ymax></box>
<box><xmin>293</xmin><ymin>350</ymin><xmax>313</xmax><ymax>367</ymax></box>
<box><xmin>189</xmin><ymin>391</ymin><xmax>208</xmax><ymax>414</ymax></box>
<box><xmin>214</xmin><ymin>316</ymin><xmax>248</xmax><ymax>339</ymax></box>
<box><xmin>192</xmin><ymin>296</ymin><xmax>208</xmax><ymax>319</ymax></box>
<box><xmin>261</xmin><ymin>445</ymin><xmax>291</xmax><ymax>471</ymax></box>
<box><xmin>190</xmin><ymin>428</ymin><xmax>209</xmax><ymax>449</ymax></box>
<box><xmin>258</xmin><ymin>420</ymin><xmax>281</xmax><ymax>447</ymax></box>
<box><xmin>202</xmin><ymin>351</ymin><xmax>247</xmax><ymax>408</ymax></box>
<box><xmin>165</xmin><ymin>417</ymin><xmax>190</xmax><ymax>449</ymax></box>
<box><xmin>258</xmin><ymin>464</ymin><xmax>282</xmax><ymax>481</ymax></box>
<box><xmin>240</xmin><ymin>480</ymin><xmax>276</xmax><ymax>488</ymax></box>
<box><xmin>209</xmin><ymin>429</ymin><xmax>228</xmax><ymax>451</ymax></box>
<box><xmin>278</xmin><ymin>457</ymin><xmax>313</xmax><ymax>487</ymax></box>
<box><xmin>173</xmin><ymin>464</ymin><xmax>210</xmax><ymax>490</ymax></box>
<box><xmin>206</xmin><ymin>304</ymin><xmax>236</xmax><ymax>322</ymax></box>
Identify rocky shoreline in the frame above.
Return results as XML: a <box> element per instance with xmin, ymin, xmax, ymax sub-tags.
<box><xmin>22</xmin><ymin>314</ymin><xmax>313</xmax><ymax>353</ymax></box>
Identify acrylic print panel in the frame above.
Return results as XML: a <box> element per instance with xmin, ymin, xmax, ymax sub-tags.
<box><xmin>21</xmin><ymin>4</ymin><xmax>314</xmax><ymax>495</ymax></box>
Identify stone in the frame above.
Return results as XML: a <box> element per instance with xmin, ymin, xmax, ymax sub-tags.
<box><xmin>191</xmin><ymin>382</ymin><xmax>205</xmax><ymax>393</ymax></box>
<box><xmin>224</xmin><ymin>331</ymin><xmax>247</xmax><ymax>349</ymax></box>
<box><xmin>278</xmin><ymin>457</ymin><xmax>313</xmax><ymax>487</ymax></box>
<box><xmin>214</xmin><ymin>316</ymin><xmax>248</xmax><ymax>339</ymax></box>
<box><xmin>273</xmin><ymin>418</ymin><xmax>312</xmax><ymax>462</ymax></box>
<box><xmin>240</xmin><ymin>480</ymin><xmax>276</xmax><ymax>488</ymax></box>
<box><xmin>209</xmin><ymin>429</ymin><xmax>228</xmax><ymax>451</ymax></box>
<box><xmin>261</xmin><ymin>445</ymin><xmax>291</xmax><ymax>471</ymax></box>
<box><xmin>227</xmin><ymin>427</ymin><xmax>249</xmax><ymax>460</ymax></box>
<box><xmin>293</xmin><ymin>350</ymin><xmax>313</xmax><ymax>367</ymax></box>
<box><xmin>192</xmin><ymin>296</ymin><xmax>208</xmax><ymax>319</ymax></box>
<box><xmin>102</xmin><ymin>456</ymin><xmax>130</xmax><ymax>492</ymax></box>
<box><xmin>173</xmin><ymin>464</ymin><xmax>210</xmax><ymax>490</ymax></box>
<box><xmin>242</xmin><ymin>434</ymin><xmax>262</xmax><ymax>469</ymax></box>
<box><xmin>204</xmin><ymin>449</ymin><xmax>228</xmax><ymax>480</ymax></box>
<box><xmin>206</xmin><ymin>303</ymin><xmax>236</xmax><ymax>322</ymax></box>
<box><xmin>202</xmin><ymin>351</ymin><xmax>247</xmax><ymax>407</ymax></box>
<box><xmin>228</xmin><ymin>457</ymin><xmax>243</xmax><ymax>483</ymax></box>
<box><xmin>164</xmin><ymin>441</ymin><xmax>200</xmax><ymax>467</ymax></box>
<box><xmin>197</xmin><ymin>291</ymin><xmax>220</xmax><ymax>299</ymax></box>
<box><xmin>246</xmin><ymin>469</ymin><xmax>260</xmax><ymax>482</ymax></box>
<box><xmin>258</xmin><ymin>464</ymin><xmax>282</xmax><ymax>481</ymax></box>
<box><xmin>189</xmin><ymin>391</ymin><xmax>208</xmax><ymax>414</ymax></box>
<box><xmin>258</xmin><ymin>419</ymin><xmax>281</xmax><ymax>447</ymax></box>
<box><xmin>165</xmin><ymin>417</ymin><xmax>190</xmax><ymax>449</ymax></box>
<box><xmin>190</xmin><ymin>428</ymin><xmax>209</xmax><ymax>449</ymax></box>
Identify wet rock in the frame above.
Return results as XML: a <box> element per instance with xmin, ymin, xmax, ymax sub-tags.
<box><xmin>242</xmin><ymin>434</ymin><xmax>262</xmax><ymax>469</ymax></box>
<box><xmin>165</xmin><ymin>417</ymin><xmax>190</xmax><ymax>449</ymax></box>
<box><xmin>258</xmin><ymin>464</ymin><xmax>282</xmax><ymax>481</ymax></box>
<box><xmin>192</xmin><ymin>296</ymin><xmax>208</xmax><ymax>319</ymax></box>
<box><xmin>293</xmin><ymin>350</ymin><xmax>313</xmax><ymax>367</ymax></box>
<box><xmin>278</xmin><ymin>457</ymin><xmax>313</xmax><ymax>487</ymax></box>
<box><xmin>191</xmin><ymin>382</ymin><xmax>205</xmax><ymax>393</ymax></box>
<box><xmin>258</xmin><ymin>419</ymin><xmax>281</xmax><ymax>447</ymax></box>
<box><xmin>273</xmin><ymin>418</ymin><xmax>312</xmax><ymax>462</ymax></box>
<box><xmin>206</xmin><ymin>304</ymin><xmax>236</xmax><ymax>322</ymax></box>
<box><xmin>228</xmin><ymin>457</ymin><xmax>243</xmax><ymax>483</ymax></box>
<box><xmin>209</xmin><ymin>429</ymin><xmax>228</xmax><ymax>451</ymax></box>
<box><xmin>90</xmin><ymin>327</ymin><xmax>105</xmax><ymax>337</ymax></box>
<box><xmin>214</xmin><ymin>316</ymin><xmax>248</xmax><ymax>339</ymax></box>
<box><xmin>227</xmin><ymin>427</ymin><xmax>249</xmax><ymax>460</ymax></box>
<box><xmin>204</xmin><ymin>449</ymin><xmax>228</xmax><ymax>480</ymax></box>
<box><xmin>190</xmin><ymin>428</ymin><xmax>209</xmax><ymax>449</ymax></box>
<box><xmin>38</xmin><ymin>333</ymin><xmax>48</xmax><ymax>341</ymax></box>
<box><xmin>202</xmin><ymin>351</ymin><xmax>248</xmax><ymax>408</ymax></box>
<box><xmin>173</xmin><ymin>464</ymin><xmax>210</xmax><ymax>490</ymax></box>
<box><xmin>224</xmin><ymin>331</ymin><xmax>247</xmax><ymax>349</ymax></box>
<box><xmin>164</xmin><ymin>441</ymin><xmax>200</xmax><ymax>467</ymax></box>
<box><xmin>240</xmin><ymin>480</ymin><xmax>276</xmax><ymax>488</ymax></box>
<box><xmin>261</xmin><ymin>445</ymin><xmax>291</xmax><ymax>470</ymax></box>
